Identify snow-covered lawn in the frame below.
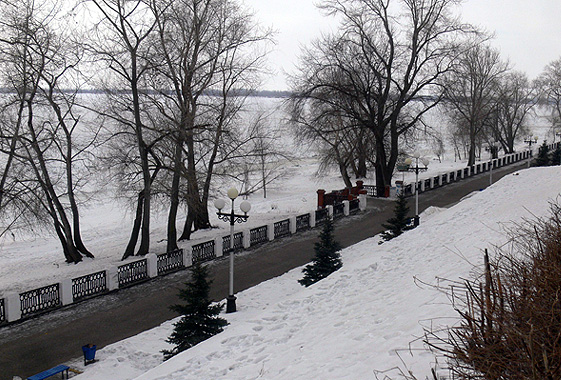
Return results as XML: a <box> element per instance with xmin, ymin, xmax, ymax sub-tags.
<box><xmin>0</xmin><ymin>155</ymin><xmax>478</xmax><ymax>296</ymax></box>
<box><xmin>64</xmin><ymin>166</ymin><xmax>561</xmax><ymax>379</ymax></box>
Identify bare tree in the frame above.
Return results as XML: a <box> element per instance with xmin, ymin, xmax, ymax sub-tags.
<box><xmin>0</xmin><ymin>0</ymin><xmax>95</xmax><ymax>263</ymax></box>
<box><xmin>81</xmin><ymin>0</ymin><xmax>163</xmax><ymax>259</ymax></box>
<box><xmin>443</xmin><ymin>43</ymin><xmax>509</xmax><ymax>165</ymax></box>
<box><xmin>239</xmin><ymin>110</ymin><xmax>291</xmax><ymax>198</ymax></box>
<box><xmin>290</xmin><ymin>0</ymin><xmax>472</xmax><ymax>196</ymax></box>
<box><xmin>146</xmin><ymin>0</ymin><xmax>271</xmax><ymax>248</ymax></box>
<box><xmin>537</xmin><ymin>57</ymin><xmax>561</xmax><ymax>137</ymax></box>
<box><xmin>292</xmin><ymin>99</ymin><xmax>374</xmax><ymax>188</ymax></box>
<box><xmin>492</xmin><ymin>71</ymin><xmax>536</xmax><ymax>153</ymax></box>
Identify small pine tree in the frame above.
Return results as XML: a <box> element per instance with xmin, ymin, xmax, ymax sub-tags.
<box><xmin>535</xmin><ymin>141</ymin><xmax>550</xmax><ymax>166</ymax></box>
<box><xmin>379</xmin><ymin>192</ymin><xmax>414</xmax><ymax>242</ymax></box>
<box><xmin>299</xmin><ymin>218</ymin><xmax>342</xmax><ymax>287</ymax></box>
<box><xmin>551</xmin><ymin>144</ymin><xmax>561</xmax><ymax>166</ymax></box>
<box><xmin>162</xmin><ymin>262</ymin><xmax>227</xmax><ymax>360</ymax></box>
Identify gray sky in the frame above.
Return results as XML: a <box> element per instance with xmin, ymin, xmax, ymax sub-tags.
<box><xmin>242</xmin><ymin>0</ymin><xmax>561</xmax><ymax>91</ymax></box>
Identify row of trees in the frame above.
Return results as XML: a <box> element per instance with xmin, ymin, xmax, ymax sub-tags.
<box><xmin>289</xmin><ymin>0</ymin><xmax>561</xmax><ymax>195</ymax></box>
<box><xmin>0</xmin><ymin>0</ymin><xmax>275</xmax><ymax>263</ymax></box>
<box><xmin>3</xmin><ymin>0</ymin><xmax>561</xmax><ymax>263</ymax></box>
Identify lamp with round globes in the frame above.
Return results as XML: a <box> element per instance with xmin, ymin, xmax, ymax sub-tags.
<box><xmin>397</xmin><ymin>152</ymin><xmax>429</xmax><ymax>226</ymax></box>
<box><xmin>214</xmin><ymin>188</ymin><xmax>251</xmax><ymax>313</ymax></box>
<box><xmin>487</xmin><ymin>140</ymin><xmax>499</xmax><ymax>185</ymax></box>
<box><xmin>227</xmin><ymin>187</ymin><xmax>239</xmax><ymax>200</ymax></box>
<box><xmin>524</xmin><ymin>136</ymin><xmax>538</xmax><ymax>168</ymax></box>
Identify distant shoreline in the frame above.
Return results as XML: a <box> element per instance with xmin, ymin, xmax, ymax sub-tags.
<box><xmin>0</xmin><ymin>87</ymin><xmax>292</xmax><ymax>99</ymax></box>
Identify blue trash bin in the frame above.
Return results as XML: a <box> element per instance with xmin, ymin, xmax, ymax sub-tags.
<box><xmin>82</xmin><ymin>344</ymin><xmax>97</xmax><ymax>365</ymax></box>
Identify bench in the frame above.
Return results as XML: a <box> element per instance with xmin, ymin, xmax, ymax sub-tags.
<box><xmin>27</xmin><ymin>364</ymin><xmax>69</xmax><ymax>380</ymax></box>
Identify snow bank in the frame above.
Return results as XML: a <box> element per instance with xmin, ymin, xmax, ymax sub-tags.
<box><xmin>68</xmin><ymin>166</ymin><xmax>561</xmax><ymax>379</ymax></box>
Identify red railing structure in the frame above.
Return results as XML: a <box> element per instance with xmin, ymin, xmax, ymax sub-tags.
<box><xmin>317</xmin><ymin>181</ymin><xmax>367</xmax><ymax>209</ymax></box>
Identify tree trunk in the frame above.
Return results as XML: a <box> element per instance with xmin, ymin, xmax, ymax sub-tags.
<box><xmin>122</xmin><ymin>191</ymin><xmax>144</xmax><ymax>260</ymax></box>
<box><xmin>356</xmin><ymin>135</ymin><xmax>368</xmax><ymax>178</ymax></box>
<box><xmin>179</xmin><ymin>188</ymin><xmax>211</xmax><ymax>241</ymax></box>
<box><xmin>339</xmin><ymin>160</ymin><xmax>353</xmax><ymax>189</ymax></box>
<box><xmin>63</xmin><ymin>125</ymin><xmax>94</xmax><ymax>259</ymax></box>
<box><xmin>166</xmin><ymin>131</ymin><xmax>184</xmax><ymax>252</ymax></box>
<box><xmin>137</xmin><ymin>169</ymin><xmax>151</xmax><ymax>256</ymax></box>
<box><xmin>468</xmin><ymin>140</ymin><xmax>477</xmax><ymax>166</ymax></box>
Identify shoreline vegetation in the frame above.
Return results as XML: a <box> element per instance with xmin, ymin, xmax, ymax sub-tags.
<box><xmin>0</xmin><ymin>87</ymin><xmax>293</xmax><ymax>98</ymax></box>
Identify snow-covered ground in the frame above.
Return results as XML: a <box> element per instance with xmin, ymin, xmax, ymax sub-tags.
<box><xmin>1</xmin><ymin>95</ymin><xmax>558</xmax><ymax>378</ymax></box>
<box><xmin>62</xmin><ymin>166</ymin><xmax>561</xmax><ymax>380</ymax></box>
<box><xmin>0</xmin><ymin>140</ymin><xmax>495</xmax><ymax>295</ymax></box>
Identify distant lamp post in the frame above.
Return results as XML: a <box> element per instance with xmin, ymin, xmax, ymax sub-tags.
<box><xmin>524</xmin><ymin>135</ymin><xmax>538</xmax><ymax>168</ymax></box>
<box><xmin>214</xmin><ymin>188</ymin><xmax>251</xmax><ymax>313</ymax></box>
<box><xmin>487</xmin><ymin>140</ymin><xmax>499</xmax><ymax>185</ymax></box>
<box><xmin>403</xmin><ymin>151</ymin><xmax>429</xmax><ymax>226</ymax></box>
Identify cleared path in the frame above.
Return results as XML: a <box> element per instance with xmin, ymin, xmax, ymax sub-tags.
<box><xmin>0</xmin><ymin>161</ymin><xmax>527</xmax><ymax>379</ymax></box>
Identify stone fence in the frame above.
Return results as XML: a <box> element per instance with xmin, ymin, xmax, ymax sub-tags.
<box><xmin>0</xmin><ymin>198</ymin><xmax>366</xmax><ymax>326</ymax></box>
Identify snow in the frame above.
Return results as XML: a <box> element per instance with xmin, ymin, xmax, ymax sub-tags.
<box><xmin>0</xmin><ymin>145</ymin><xmax>493</xmax><ymax>295</ymax></box>
<box><xmin>1</xmin><ymin>95</ymin><xmax>559</xmax><ymax>378</ymax></box>
<box><xmin>64</xmin><ymin>166</ymin><xmax>561</xmax><ymax>380</ymax></box>
<box><xmin>0</xmin><ymin>97</ymin><xmax>555</xmax><ymax>296</ymax></box>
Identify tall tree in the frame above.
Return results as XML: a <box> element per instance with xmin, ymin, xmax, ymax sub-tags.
<box><xmin>83</xmin><ymin>0</ymin><xmax>162</xmax><ymax>259</ymax></box>
<box><xmin>239</xmin><ymin>110</ymin><xmax>292</xmax><ymax>198</ymax></box>
<box><xmin>292</xmin><ymin>100</ymin><xmax>374</xmax><ymax>188</ymax></box>
<box><xmin>538</xmin><ymin>57</ymin><xmax>561</xmax><ymax>136</ymax></box>
<box><xmin>163</xmin><ymin>261</ymin><xmax>227</xmax><ymax>360</ymax></box>
<box><xmin>290</xmin><ymin>0</ymin><xmax>472</xmax><ymax>195</ymax></box>
<box><xmin>551</xmin><ymin>144</ymin><xmax>561</xmax><ymax>166</ymax></box>
<box><xmin>379</xmin><ymin>192</ymin><xmax>414</xmax><ymax>242</ymax></box>
<box><xmin>0</xmin><ymin>0</ymin><xmax>95</xmax><ymax>263</ymax></box>
<box><xmin>493</xmin><ymin>71</ymin><xmax>536</xmax><ymax>153</ymax></box>
<box><xmin>535</xmin><ymin>140</ymin><xmax>550</xmax><ymax>166</ymax></box>
<box><xmin>299</xmin><ymin>219</ymin><xmax>343</xmax><ymax>287</ymax></box>
<box><xmin>147</xmin><ymin>0</ymin><xmax>270</xmax><ymax>249</ymax></box>
<box><xmin>443</xmin><ymin>43</ymin><xmax>509</xmax><ymax>166</ymax></box>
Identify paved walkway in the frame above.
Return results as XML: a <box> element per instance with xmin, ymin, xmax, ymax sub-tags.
<box><xmin>0</xmin><ymin>162</ymin><xmax>527</xmax><ymax>379</ymax></box>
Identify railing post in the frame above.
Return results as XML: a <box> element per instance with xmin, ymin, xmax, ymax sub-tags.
<box><xmin>317</xmin><ymin>189</ymin><xmax>326</xmax><ymax>209</ymax></box>
<box><xmin>182</xmin><ymin>246</ymin><xmax>193</xmax><ymax>267</ymax></box>
<box><xmin>215</xmin><ymin>237</ymin><xmax>224</xmax><ymax>258</ymax></box>
<box><xmin>467</xmin><ymin>166</ymin><xmax>471</xmax><ymax>176</ymax></box>
<box><xmin>358</xmin><ymin>194</ymin><xmax>367</xmax><ymax>211</ymax></box>
<box><xmin>146</xmin><ymin>253</ymin><xmax>158</xmax><ymax>278</ymax></box>
<box><xmin>60</xmin><ymin>278</ymin><xmax>73</xmax><ymax>306</ymax></box>
<box><xmin>107</xmin><ymin>266</ymin><xmax>119</xmax><ymax>291</ymax></box>
<box><xmin>327</xmin><ymin>205</ymin><xmax>334</xmax><ymax>219</ymax></box>
<box><xmin>430</xmin><ymin>176</ymin><xmax>435</xmax><ymax>189</ymax></box>
<box><xmin>290</xmin><ymin>216</ymin><xmax>297</xmax><ymax>234</ymax></box>
<box><xmin>5</xmin><ymin>293</ymin><xmax>21</xmax><ymax>322</ymax></box>
<box><xmin>343</xmin><ymin>200</ymin><xmax>350</xmax><ymax>216</ymax></box>
<box><xmin>267</xmin><ymin>223</ymin><xmax>275</xmax><ymax>241</ymax></box>
<box><xmin>242</xmin><ymin>229</ymin><xmax>251</xmax><ymax>249</ymax></box>
<box><xmin>420</xmin><ymin>179</ymin><xmax>426</xmax><ymax>192</ymax></box>
<box><xmin>309</xmin><ymin>210</ymin><xmax>317</xmax><ymax>227</ymax></box>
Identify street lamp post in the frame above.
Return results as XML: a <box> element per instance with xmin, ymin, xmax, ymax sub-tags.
<box><xmin>524</xmin><ymin>136</ymin><xmax>538</xmax><ymax>168</ymax></box>
<box><xmin>487</xmin><ymin>140</ymin><xmax>498</xmax><ymax>185</ymax></box>
<box><xmin>214</xmin><ymin>188</ymin><xmax>251</xmax><ymax>313</ymax></box>
<box><xmin>404</xmin><ymin>152</ymin><xmax>429</xmax><ymax>226</ymax></box>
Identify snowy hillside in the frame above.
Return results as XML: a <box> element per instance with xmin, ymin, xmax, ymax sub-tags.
<box><xmin>67</xmin><ymin>166</ymin><xmax>561</xmax><ymax>379</ymax></box>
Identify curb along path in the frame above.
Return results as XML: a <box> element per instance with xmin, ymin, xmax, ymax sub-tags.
<box><xmin>0</xmin><ymin>161</ymin><xmax>527</xmax><ymax>378</ymax></box>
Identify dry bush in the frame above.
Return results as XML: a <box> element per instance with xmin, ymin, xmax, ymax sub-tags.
<box><xmin>428</xmin><ymin>202</ymin><xmax>561</xmax><ymax>379</ymax></box>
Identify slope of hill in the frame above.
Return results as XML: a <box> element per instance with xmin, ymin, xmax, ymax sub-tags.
<box><xmin>68</xmin><ymin>166</ymin><xmax>561</xmax><ymax>379</ymax></box>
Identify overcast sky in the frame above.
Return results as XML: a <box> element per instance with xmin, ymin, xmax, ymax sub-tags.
<box><xmin>241</xmin><ymin>0</ymin><xmax>561</xmax><ymax>91</ymax></box>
